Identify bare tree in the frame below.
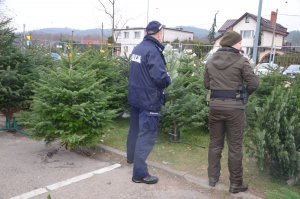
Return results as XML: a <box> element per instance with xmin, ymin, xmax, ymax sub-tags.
<box><xmin>97</xmin><ymin>0</ymin><xmax>116</xmax><ymax>43</ymax></box>
<box><xmin>97</xmin><ymin>0</ymin><xmax>131</xmax><ymax>43</ymax></box>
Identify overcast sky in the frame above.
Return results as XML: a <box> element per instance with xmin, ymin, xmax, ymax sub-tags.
<box><xmin>3</xmin><ymin>0</ymin><xmax>300</xmax><ymax>32</ymax></box>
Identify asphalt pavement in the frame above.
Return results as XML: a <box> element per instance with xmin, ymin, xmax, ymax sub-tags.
<box><xmin>0</xmin><ymin>115</ymin><xmax>262</xmax><ymax>199</ymax></box>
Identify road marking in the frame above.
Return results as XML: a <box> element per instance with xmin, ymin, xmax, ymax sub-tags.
<box><xmin>10</xmin><ymin>188</ymin><xmax>48</xmax><ymax>199</ymax></box>
<box><xmin>47</xmin><ymin>163</ymin><xmax>121</xmax><ymax>190</ymax></box>
<box><xmin>93</xmin><ymin>163</ymin><xmax>121</xmax><ymax>174</ymax></box>
<box><xmin>10</xmin><ymin>163</ymin><xmax>121</xmax><ymax>199</ymax></box>
<box><xmin>46</xmin><ymin>172</ymin><xmax>95</xmax><ymax>190</ymax></box>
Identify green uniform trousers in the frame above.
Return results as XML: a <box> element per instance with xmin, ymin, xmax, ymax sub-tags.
<box><xmin>208</xmin><ymin>107</ymin><xmax>245</xmax><ymax>185</ymax></box>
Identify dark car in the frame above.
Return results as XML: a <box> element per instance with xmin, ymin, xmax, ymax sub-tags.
<box><xmin>282</xmin><ymin>64</ymin><xmax>300</xmax><ymax>78</ymax></box>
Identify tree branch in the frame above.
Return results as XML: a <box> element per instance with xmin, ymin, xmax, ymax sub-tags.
<box><xmin>97</xmin><ymin>0</ymin><xmax>113</xmax><ymax>18</ymax></box>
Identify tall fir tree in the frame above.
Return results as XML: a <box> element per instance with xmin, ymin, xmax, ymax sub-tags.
<box><xmin>207</xmin><ymin>11</ymin><xmax>218</xmax><ymax>44</ymax></box>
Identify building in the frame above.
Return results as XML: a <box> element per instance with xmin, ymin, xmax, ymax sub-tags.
<box><xmin>80</xmin><ymin>39</ymin><xmax>102</xmax><ymax>45</ymax></box>
<box><xmin>213</xmin><ymin>11</ymin><xmax>288</xmax><ymax>63</ymax></box>
<box><xmin>114</xmin><ymin>26</ymin><xmax>194</xmax><ymax>57</ymax></box>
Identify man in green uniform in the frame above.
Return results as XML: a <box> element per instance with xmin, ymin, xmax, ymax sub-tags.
<box><xmin>204</xmin><ymin>31</ymin><xmax>259</xmax><ymax>194</ymax></box>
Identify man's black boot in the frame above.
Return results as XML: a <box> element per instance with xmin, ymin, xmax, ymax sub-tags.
<box><xmin>229</xmin><ymin>183</ymin><xmax>248</xmax><ymax>194</ymax></box>
<box><xmin>132</xmin><ymin>175</ymin><xmax>159</xmax><ymax>184</ymax></box>
<box><xmin>208</xmin><ymin>177</ymin><xmax>219</xmax><ymax>187</ymax></box>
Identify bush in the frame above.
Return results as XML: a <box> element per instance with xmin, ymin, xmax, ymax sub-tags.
<box><xmin>266</xmin><ymin>187</ymin><xmax>300</xmax><ymax>199</ymax></box>
<box><xmin>246</xmin><ymin>73</ymin><xmax>288</xmax><ymax>128</ymax></box>
<box><xmin>247</xmin><ymin>75</ymin><xmax>300</xmax><ymax>182</ymax></box>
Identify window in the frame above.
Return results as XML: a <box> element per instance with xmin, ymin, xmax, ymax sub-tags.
<box><xmin>124</xmin><ymin>31</ymin><xmax>129</xmax><ymax>39</ymax></box>
<box><xmin>123</xmin><ymin>46</ymin><xmax>128</xmax><ymax>53</ymax></box>
<box><xmin>245</xmin><ymin>16</ymin><xmax>249</xmax><ymax>23</ymax></box>
<box><xmin>134</xmin><ymin>31</ymin><xmax>141</xmax><ymax>39</ymax></box>
<box><xmin>116</xmin><ymin>31</ymin><xmax>121</xmax><ymax>38</ymax></box>
<box><xmin>240</xmin><ymin>30</ymin><xmax>254</xmax><ymax>39</ymax></box>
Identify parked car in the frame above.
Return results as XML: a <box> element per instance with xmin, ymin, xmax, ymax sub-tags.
<box><xmin>50</xmin><ymin>52</ymin><xmax>62</xmax><ymax>61</ymax></box>
<box><xmin>282</xmin><ymin>64</ymin><xmax>300</xmax><ymax>78</ymax></box>
<box><xmin>255</xmin><ymin>63</ymin><xmax>279</xmax><ymax>76</ymax></box>
<box><xmin>202</xmin><ymin>49</ymin><xmax>217</xmax><ymax>65</ymax></box>
<box><xmin>202</xmin><ymin>48</ymin><xmax>252</xmax><ymax>65</ymax></box>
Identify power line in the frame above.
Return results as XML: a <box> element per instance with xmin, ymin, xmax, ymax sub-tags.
<box><xmin>278</xmin><ymin>14</ymin><xmax>300</xmax><ymax>17</ymax></box>
<box><xmin>263</xmin><ymin>13</ymin><xmax>300</xmax><ymax>18</ymax></box>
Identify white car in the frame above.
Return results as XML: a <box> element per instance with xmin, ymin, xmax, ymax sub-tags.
<box><xmin>282</xmin><ymin>64</ymin><xmax>300</xmax><ymax>78</ymax></box>
<box><xmin>50</xmin><ymin>52</ymin><xmax>62</xmax><ymax>61</ymax></box>
<box><xmin>255</xmin><ymin>63</ymin><xmax>279</xmax><ymax>76</ymax></box>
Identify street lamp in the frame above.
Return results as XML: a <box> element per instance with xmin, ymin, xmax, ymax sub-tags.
<box><xmin>253</xmin><ymin>0</ymin><xmax>263</xmax><ymax>65</ymax></box>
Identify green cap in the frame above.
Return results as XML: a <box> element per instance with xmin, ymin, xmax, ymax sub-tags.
<box><xmin>220</xmin><ymin>31</ymin><xmax>242</xmax><ymax>47</ymax></box>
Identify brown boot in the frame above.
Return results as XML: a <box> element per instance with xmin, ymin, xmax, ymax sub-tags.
<box><xmin>229</xmin><ymin>183</ymin><xmax>248</xmax><ymax>194</ymax></box>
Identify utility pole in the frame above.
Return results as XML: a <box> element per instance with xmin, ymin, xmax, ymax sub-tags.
<box><xmin>69</xmin><ymin>30</ymin><xmax>74</xmax><ymax>69</ymax></box>
<box><xmin>101</xmin><ymin>22</ymin><xmax>104</xmax><ymax>49</ymax></box>
<box><xmin>252</xmin><ymin>0</ymin><xmax>263</xmax><ymax>65</ymax></box>
<box><xmin>101</xmin><ymin>22</ymin><xmax>104</xmax><ymax>44</ymax></box>
<box><xmin>147</xmin><ymin>0</ymin><xmax>150</xmax><ymax>24</ymax></box>
<box><xmin>22</xmin><ymin>24</ymin><xmax>26</xmax><ymax>52</ymax></box>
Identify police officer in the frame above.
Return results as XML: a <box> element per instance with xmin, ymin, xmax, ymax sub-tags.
<box><xmin>204</xmin><ymin>31</ymin><xmax>259</xmax><ymax>193</ymax></box>
<box><xmin>126</xmin><ymin>20</ymin><xmax>171</xmax><ymax>184</ymax></box>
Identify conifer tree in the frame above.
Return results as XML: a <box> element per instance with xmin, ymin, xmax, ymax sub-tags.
<box><xmin>75</xmin><ymin>49</ymin><xmax>129</xmax><ymax>115</ymax></box>
<box><xmin>247</xmin><ymin>75</ymin><xmax>300</xmax><ymax>182</ymax></box>
<box><xmin>29</xmin><ymin>64</ymin><xmax>117</xmax><ymax>148</ymax></box>
<box><xmin>0</xmin><ymin>17</ymin><xmax>34</xmax><ymax>120</ymax></box>
<box><xmin>160</xmin><ymin>48</ymin><xmax>208</xmax><ymax>139</ymax></box>
<box><xmin>207</xmin><ymin>11</ymin><xmax>218</xmax><ymax>44</ymax></box>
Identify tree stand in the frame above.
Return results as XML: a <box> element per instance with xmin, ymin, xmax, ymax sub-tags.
<box><xmin>169</xmin><ymin>128</ymin><xmax>181</xmax><ymax>143</ymax></box>
<box><xmin>0</xmin><ymin>115</ymin><xmax>30</xmax><ymax>136</ymax></box>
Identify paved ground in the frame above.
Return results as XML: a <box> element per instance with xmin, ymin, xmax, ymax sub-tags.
<box><xmin>0</xmin><ymin>115</ymin><xmax>262</xmax><ymax>199</ymax></box>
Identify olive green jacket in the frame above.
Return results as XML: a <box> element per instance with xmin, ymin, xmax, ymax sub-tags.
<box><xmin>204</xmin><ymin>47</ymin><xmax>259</xmax><ymax>109</ymax></box>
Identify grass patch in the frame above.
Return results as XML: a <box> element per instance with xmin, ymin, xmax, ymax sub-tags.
<box><xmin>102</xmin><ymin>118</ymin><xmax>300</xmax><ymax>198</ymax></box>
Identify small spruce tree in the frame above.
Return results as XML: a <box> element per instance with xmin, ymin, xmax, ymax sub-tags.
<box><xmin>0</xmin><ymin>17</ymin><xmax>35</xmax><ymax>121</ymax></box>
<box><xmin>76</xmin><ymin>49</ymin><xmax>129</xmax><ymax>116</ymax></box>
<box><xmin>160</xmin><ymin>47</ymin><xmax>208</xmax><ymax>139</ymax></box>
<box><xmin>29</xmin><ymin>65</ymin><xmax>117</xmax><ymax>149</ymax></box>
<box><xmin>247</xmin><ymin>76</ymin><xmax>300</xmax><ymax>182</ymax></box>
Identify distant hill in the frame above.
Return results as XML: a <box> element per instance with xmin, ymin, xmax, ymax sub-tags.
<box><xmin>30</xmin><ymin>26</ymin><xmax>210</xmax><ymax>40</ymax></box>
<box><xmin>31</xmin><ymin>28</ymin><xmax>112</xmax><ymax>37</ymax></box>
<box><xmin>175</xmin><ymin>26</ymin><xmax>210</xmax><ymax>42</ymax></box>
<box><xmin>26</xmin><ymin>27</ymin><xmax>300</xmax><ymax>46</ymax></box>
<box><xmin>286</xmin><ymin>30</ymin><xmax>300</xmax><ymax>46</ymax></box>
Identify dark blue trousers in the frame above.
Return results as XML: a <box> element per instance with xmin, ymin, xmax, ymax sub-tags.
<box><xmin>126</xmin><ymin>106</ymin><xmax>160</xmax><ymax>179</ymax></box>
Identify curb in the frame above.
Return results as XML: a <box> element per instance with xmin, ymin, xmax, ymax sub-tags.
<box><xmin>97</xmin><ymin>144</ymin><xmax>262</xmax><ymax>199</ymax></box>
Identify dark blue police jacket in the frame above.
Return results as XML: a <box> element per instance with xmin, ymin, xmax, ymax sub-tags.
<box><xmin>128</xmin><ymin>35</ymin><xmax>171</xmax><ymax>112</ymax></box>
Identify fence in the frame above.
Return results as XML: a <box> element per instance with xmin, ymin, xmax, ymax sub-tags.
<box><xmin>163</xmin><ymin>43</ymin><xmax>300</xmax><ymax>67</ymax></box>
<box><xmin>15</xmin><ymin>37</ymin><xmax>300</xmax><ymax>67</ymax></box>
